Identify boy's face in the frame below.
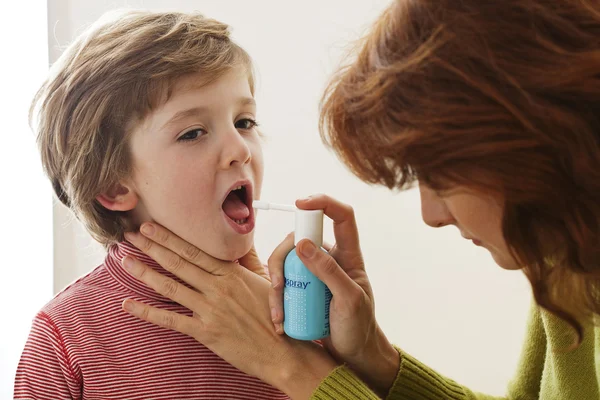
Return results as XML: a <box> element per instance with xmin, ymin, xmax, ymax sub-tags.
<box><xmin>127</xmin><ymin>68</ymin><xmax>263</xmax><ymax>261</ymax></box>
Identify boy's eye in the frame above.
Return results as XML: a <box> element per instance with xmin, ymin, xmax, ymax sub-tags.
<box><xmin>178</xmin><ymin>128</ymin><xmax>205</xmax><ymax>142</ymax></box>
<box><xmin>235</xmin><ymin>118</ymin><xmax>258</xmax><ymax>130</ymax></box>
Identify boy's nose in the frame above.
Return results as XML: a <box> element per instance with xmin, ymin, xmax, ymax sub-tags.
<box><xmin>419</xmin><ymin>183</ymin><xmax>454</xmax><ymax>228</ymax></box>
<box><xmin>219</xmin><ymin>128</ymin><xmax>252</xmax><ymax>169</ymax></box>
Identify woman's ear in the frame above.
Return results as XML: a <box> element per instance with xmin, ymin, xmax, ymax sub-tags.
<box><xmin>96</xmin><ymin>182</ymin><xmax>139</xmax><ymax>212</ymax></box>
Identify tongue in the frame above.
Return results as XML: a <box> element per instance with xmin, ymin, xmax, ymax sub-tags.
<box><xmin>222</xmin><ymin>192</ymin><xmax>250</xmax><ymax>220</ymax></box>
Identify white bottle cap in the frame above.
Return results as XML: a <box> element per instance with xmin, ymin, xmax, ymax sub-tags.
<box><xmin>295</xmin><ymin>209</ymin><xmax>324</xmax><ymax>247</ymax></box>
<box><xmin>253</xmin><ymin>200</ymin><xmax>324</xmax><ymax>247</ymax></box>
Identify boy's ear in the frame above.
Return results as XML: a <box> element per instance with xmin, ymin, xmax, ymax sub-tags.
<box><xmin>96</xmin><ymin>182</ymin><xmax>138</xmax><ymax>212</ymax></box>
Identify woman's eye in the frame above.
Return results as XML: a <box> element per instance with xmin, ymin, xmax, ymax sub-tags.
<box><xmin>178</xmin><ymin>128</ymin><xmax>205</xmax><ymax>142</ymax></box>
<box><xmin>235</xmin><ymin>118</ymin><xmax>258</xmax><ymax>130</ymax></box>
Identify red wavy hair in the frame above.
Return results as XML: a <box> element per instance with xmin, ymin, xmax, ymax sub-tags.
<box><xmin>320</xmin><ymin>0</ymin><xmax>600</xmax><ymax>344</ymax></box>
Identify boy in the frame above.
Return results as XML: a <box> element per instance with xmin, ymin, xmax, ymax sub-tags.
<box><xmin>14</xmin><ymin>10</ymin><xmax>287</xmax><ymax>400</ymax></box>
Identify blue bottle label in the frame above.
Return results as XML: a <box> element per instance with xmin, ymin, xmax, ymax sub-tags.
<box><xmin>283</xmin><ymin>248</ymin><xmax>331</xmax><ymax>341</ymax></box>
<box><xmin>284</xmin><ymin>273</ymin><xmax>310</xmax><ymax>336</ymax></box>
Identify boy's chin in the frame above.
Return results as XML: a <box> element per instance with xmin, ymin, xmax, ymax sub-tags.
<box><xmin>209</xmin><ymin>239</ymin><xmax>254</xmax><ymax>263</ymax></box>
<box><xmin>219</xmin><ymin>249</ymin><xmax>252</xmax><ymax>263</ymax></box>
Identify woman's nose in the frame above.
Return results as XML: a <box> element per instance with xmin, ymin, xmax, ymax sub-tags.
<box><xmin>419</xmin><ymin>183</ymin><xmax>455</xmax><ymax>228</ymax></box>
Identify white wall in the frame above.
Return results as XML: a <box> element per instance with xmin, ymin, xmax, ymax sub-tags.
<box><xmin>0</xmin><ymin>1</ymin><xmax>52</xmax><ymax>398</ymax></box>
<box><xmin>48</xmin><ymin>0</ymin><xmax>532</xmax><ymax>395</ymax></box>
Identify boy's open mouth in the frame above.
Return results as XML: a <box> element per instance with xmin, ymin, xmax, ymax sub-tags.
<box><xmin>222</xmin><ymin>184</ymin><xmax>251</xmax><ymax>225</ymax></box>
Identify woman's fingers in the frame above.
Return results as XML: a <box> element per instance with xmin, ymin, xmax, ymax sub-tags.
<box><xmin>122</xmin><ymin>256</ymin><xmax>208</xmax><ymax>311</ymax></box>
<box><xmin>124</xmin><ymin>231</ymin><xmax>216</xmax><ymax>294</ymax></box>
<box><xmin>295</xmin><ymin>239</ymin><xmax>362</xmax><ymax>301</ymax></box>
<box><xmin>130</xmin><ymin>223</ymin><xmax>228</xmax><ymax>275</ymax></box>
<box><xmin>267</xmin><ymin>232</ymin><xmax>295</xmax><ymax>333</ymax></box>
<box><xmin>266</xmin><ymin>226</ymin><xmax>351</xmax><ymax>334</ymax></box>
<box><xmin>296</xmin><ymin>194</ymin><xmax>362</xmax><ymax>260</ymax></box>
<box><xmin>123</xmin><ymin>299</ymin><xmax>201</xmax><ymax>338</ymax></box>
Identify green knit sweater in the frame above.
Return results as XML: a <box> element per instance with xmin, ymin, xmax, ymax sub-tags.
<box><xmin>311</xmin><ymin>304</ymin><xmax>599</xmax><ymax>399</ymax></box>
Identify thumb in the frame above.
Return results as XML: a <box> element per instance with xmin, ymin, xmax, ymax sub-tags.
<box><xmin>295</xmin><ymin>239</ymin><xmax>360</xmax><ymax>299</ymax></box>
<box><xmin>239</xmin><ymin>246</ymin><xmax>270</xmax><ymax>281</ymax></box>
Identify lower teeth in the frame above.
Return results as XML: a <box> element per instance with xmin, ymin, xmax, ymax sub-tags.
<box><xmin>234</xmin><ymin>218</ymin><xmax>248</xmax><ymax>225</ymax></box>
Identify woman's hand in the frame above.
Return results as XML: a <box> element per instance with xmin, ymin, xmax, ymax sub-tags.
<box><xmin>268</xmin><ymin>194</ymin><xmax>400</xmax><ymax>397</ymax></box>
<box><xmin>121</xmin><ymin>225</ymin><xmax>338</xmax><ymax>398</ymax></box>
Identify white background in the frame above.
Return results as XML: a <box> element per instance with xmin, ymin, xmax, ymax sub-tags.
<box><xmin>1</xmin><ymin>0</ymin><xmax>532</xmax><ymax>397</ymax></box>
<box><xmin>0</xmin><ymin>1</ymin><xmax>53</xmax><ymax>399</ymax></box>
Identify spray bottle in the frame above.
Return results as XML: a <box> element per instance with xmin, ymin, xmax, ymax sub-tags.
<box><xmin>253</xmin><ymin>200</ymin><xmax>331</xmax><ymax>341</ymax></box>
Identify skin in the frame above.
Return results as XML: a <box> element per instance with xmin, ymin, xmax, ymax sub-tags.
<box><xmin>105</xmin><ymin>67</ymin><xmax>518</xmax><ymax>397</ymax></box>
<box><xmin>121</xmin><ymin>226</ymin><xmax>338</xmax><ymax>399</ymax></box>
<box><xmin>418</xmin><ymin>184</ymin><xmax>518</xmax><ymax>270</ymax></box>
<box><xmin>97</xmin><ymin>67</ymin><xmax>264</xmax><ymax>262</ymax></box>
<box><xmin>120</xmin><ymin>183</ymin><xmax>519</xmax><ymax>398</ymax></box>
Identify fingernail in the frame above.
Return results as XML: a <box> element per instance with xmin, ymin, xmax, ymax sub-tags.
<box><xmin>123</xmin><ymin>300</ymin><xmax>136</xmax><ymax>312</ymax></box>
<box><xmin>299</xmin><ymin>241</ymin><xmax>317</xmax><ymax>258</ymax></box>
<box><xmin>141</xmin><ymin>223</ymin><xmax>155</xmax><ymax>236</ymax></box>
<box><xmin>122</xmin><ymin>256</ymin><xmax>135</xmax><ymax>270</ymax></box>
<box><xmin>271</xmin><ymin>307</ymin><xmax>278</xmax><ymax>322</ymax></box>
<box><xmin>276</xmin><ymin>324</ymin><xmax>284</xmax><ymax>334</ymax></box>
<box><xmin>297</xmin><ymin>196</ymin><xmax>312</xmax><ymax>202</ymax></box>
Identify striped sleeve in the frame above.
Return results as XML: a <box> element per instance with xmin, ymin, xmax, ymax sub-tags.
<box><xmin>14</xmin><ymin>312</ymin><xmax>81</xmax><ymax>400</ymax></box>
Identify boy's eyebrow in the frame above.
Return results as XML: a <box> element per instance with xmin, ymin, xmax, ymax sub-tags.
<box><xmin>238</xmin><ymin>97</ymin><xmax>256</xmax><ymax>107</ymax></box>
<box><xmin>160</xmin><ymin>97</ymin><xmax>256</xmax><ymax>132</ymax></box>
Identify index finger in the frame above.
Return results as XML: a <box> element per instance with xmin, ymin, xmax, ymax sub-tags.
<box><xmin>124</xmin><ymin>231</ymin><xmax>215</xmax><ymax>293</ymax></box>
<box><xmin>136</xmin><ymin>222</ymin><xmax>228</xmax><ymax>275</ymax></box>
<box><xmin>122</xmin><ymin>255</ymin><xmax>208</xmax><ymax>311</ymax></box>
<box><xmin>296</xmin><ymin>194</ymin><xmax>360</xmax><ymax>253</ymax></box>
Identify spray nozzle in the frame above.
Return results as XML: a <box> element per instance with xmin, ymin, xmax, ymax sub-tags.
<box><xmin>252</xmin><ymin>200</ymin><xmax>296</xmax><ymax>212</ymax></box>
<box><xmin>253</xmin><ymin>200</ymin><xmax>324</xmax><ymax>247</ymax></box>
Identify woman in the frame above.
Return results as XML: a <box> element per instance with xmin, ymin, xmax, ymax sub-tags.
<box><xmin>121</xmin><ymin>0</ymin><xmax>600</xmax><ymax>398</ymax></box>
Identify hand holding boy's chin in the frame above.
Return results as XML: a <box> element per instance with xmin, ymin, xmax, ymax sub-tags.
<box><xmin>121</xmin><ymin>222</ymin><xmax>338</xmax><ymax>397</ymax></box>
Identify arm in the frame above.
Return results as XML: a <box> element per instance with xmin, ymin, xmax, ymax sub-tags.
<box><xmin>14</xmin><ymin>312</ymin><xmax>80</xmax><ymax>400</ymax></box>
<box><xmin>310</xmin><ymin>350</ymin><xmax>522</xmax><ymax>400</ymax></box>
<box><xmin>119</xmin><ymin>195</ymin><xmax>544</xmax><ymax>400</ymax></box>
<box><xmin>313</xmin><ymin>302</ymin><xmax>546</xmax><ymax>400</ymax></box>
<box><xmin>310</xmin><ymin>349</ymin><xmax>486</xmax><ymax>400</ymax></box>
<box><xmin>268</xmin><ymin>196</ymin><xmax>545</xmax><ymax>400</ymax></box>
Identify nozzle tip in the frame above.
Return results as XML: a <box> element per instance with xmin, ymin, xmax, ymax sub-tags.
<box><xmin>252</xmin><ymin>200</ymin><xmax>269</xmax><ymax>209</ymax></box>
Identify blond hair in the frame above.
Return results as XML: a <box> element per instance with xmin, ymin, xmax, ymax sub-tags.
<box><xmin>32</xmin><ymin>10</ymin><xmax>254</xmax><ymax>247</ymax></box>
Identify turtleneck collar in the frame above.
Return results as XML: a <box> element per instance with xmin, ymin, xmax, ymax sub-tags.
<box><xmin>104</xmin><ymin>240</ymin><xmax>192</xmax><ymax>303</ymax></box>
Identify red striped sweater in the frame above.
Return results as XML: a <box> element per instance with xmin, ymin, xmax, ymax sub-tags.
<box><xmin>14</xmin><ymin>241</ymin><xmax>289</xmax><ymax>400</ymax></box>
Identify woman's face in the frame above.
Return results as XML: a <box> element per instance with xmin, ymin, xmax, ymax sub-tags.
<box><xmin>418</xmin><ymin>182</ymin><xmax>520</xmax><ymax>270</ymax></box>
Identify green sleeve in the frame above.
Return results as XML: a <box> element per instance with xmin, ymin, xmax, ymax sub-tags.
<box><xmin>310</xmin><ymin>365</ymin><xmax>381</xmax><ymax>400</ymax></box>
<box><xmin>312</xmin><ymin>302</ymin><xmax>545</xmax><ymax>400</ymax></box>
<box><xmin>309</xmin><ymin>350</ymin><xmax>484</xmax><ymax>400</ymax></box>
<box><xmin>386</xmin><ymin>348</ymin><xmax>498</xmax><ymax>400</ymax></box>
